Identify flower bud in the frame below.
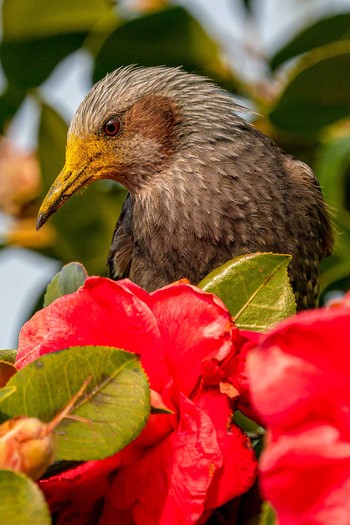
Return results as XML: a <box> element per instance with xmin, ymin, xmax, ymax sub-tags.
<box><xmin>0</xmin><ymin>416</ymin><xmax>55</xmax><ymax>480</ymax></box>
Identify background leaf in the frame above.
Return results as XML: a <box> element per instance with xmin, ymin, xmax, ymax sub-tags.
<box><xmin>2</xmin><ymin>0</ymin><xmax>114</xmax><ymax>39</ymax></box>
<box><xmin>199</xmin><ymin>253</ymin><xmax>296</xmax><ymax>331</ymax></box>
<box><xmin>0</xmin><ymin>346</ymin><xmax>150</xmax><ymax>461</ymax></box>
<box><xmin>269</xmin><ymin>42</ymin><xmax>350</xmax><ymax>135</ymax></box>
<box><xmin>241</xmin><ymin>0</ymin><xmax>253</xmax><ymax>12</ymax></box>
<box><xmin>271</xmin><ymin>13</ymin><xmax>350</xmax><ymax>70</ymax></box>
<box><xmin>37</xmin><ymin>102</ymin><xmax>69</xmax><ymax>195</ymax></box>
<box><xmin>0</xmin><ymin>36</ymin><xmax>86</xmax><ymax>90</ymax></box>
<box><xmin>93</xmin><ymin>6</ymin><xmax>224</xmax><ymax>85</ymax></box>
<box><xmin>0</xmin><ymin>469</ymin><xmax>50</xmax><ymax>525</ymax></box>
<box><xmin>315</xmin><ymin>135</ymin><xmax>350</xmax><ymax>293</ymax></box>
<box><xmin>43</xmin><ymin>262</ymin><xmax>88</xmax><ymax>307</ymax></box>
<box><xmin>1</xmin><ymin>0</ymin><xmax>116</xmax><ymax>89</ymax></box>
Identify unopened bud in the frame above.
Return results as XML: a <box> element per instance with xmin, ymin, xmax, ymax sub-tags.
<box><xmin>0</xmin><ymin>417</ymin><xmax>55</xmax><ymax>480</ymax></box>
<box><xmin>0</xmin><ymin>376</ymin><xmax>92</xmax><ymax>480</ymax></box>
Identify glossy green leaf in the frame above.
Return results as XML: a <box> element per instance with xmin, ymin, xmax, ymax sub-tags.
<box><xmin>199</xmin><ymin>253</ymin><xmax>296</xmax><ymax>331</ymax></box>
<box><xmin>0</xmin><ymin>469</ymin><xmax>50</xmax><ymax>525</ymax></box>
<box><xmin>269</xmin><ymin>42</ymin><xmax>350</xmax><ymax>135</ymax></box>
<box><xmin>259</xmin><ymin>502</ymin><xmax>277</xmax><ymax>525</ymax></box>
<box><xmin>0</xmin><ymin>346</ymin><xmax>150</xmax><ymax>461</ymax></box>
<box><xmin>94</xmin><ymin>6</ymin><xmax>221</xmax><ymax>83</ymax></box>
<box><xmin>0</xmin><ymin>386</ymin><xmax>16</xmax><ymax>402</ymax></box>
<box><xmin>37</xmin><ymin>102</ymin><xmax>127</xmax><ymax>275</ymax></box>
<box><xmin>1</xmin><ymin>0</ymin><xmax>116</xmax><ymax>89</ymax></box>
<box><xmin>43</xmin><ymin>262</ymin><xmax>88</xmax><ymax>307</ymax></box>
<box><xmin>233</xmin><ymin>410</ymin><xmax>262</xmax><ymax>437</ymax></box>
<box><xmin>271</xmin><ymin>13</ymin><xmax>350</xmax><ymax>70</ymax></box>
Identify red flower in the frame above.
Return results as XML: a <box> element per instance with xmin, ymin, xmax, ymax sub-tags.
<box><xmin>247</xmin><ymin>293</ymin><xmax>350</xmax><ymax>525</ymax></box>
<box><xmin>17</xmin><ymin>277</ymin><xmax>257</xmax><ymax>524</ymax></box>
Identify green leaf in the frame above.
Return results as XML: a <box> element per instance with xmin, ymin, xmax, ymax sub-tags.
<box><xmin>315</xmin><ymin>134</ymin><xmax>350</xmax><ymax>211</ymax></box>
<box><xmin>259</xmin><ymin>502</ymin><xmax>277</xmax><ymax>525</ymax></box>
<box><xmin>0</xmin><ymin>469</ymin><xmax>51</xmax><ymax>525</ymax></box>
<box><xmin>2</xmin><ymin>0</ymin><xmax>114</xmax><ymax>39</ymax></box>
<box><xmin>0</xmin><ymin>35</ymin><xmax>86</xmax><ymax>89</ymax></box>
<box><xmin>93</xmin><ymin>6</ymin><xmax>222</xmax><ymax>84</ymax></box>
<box><xmin>0</xmin><ymin>386</ymin><xmax>17</xmax><ymax>402</ymax></box>
<box><xmin>38</xmin><ymin>102</ymin><xmax>68</xmax><ymax>194</ymax></box>
<box><xmin>1</xmin><ymin>0</ymin><xmax>116</xmax><ymax>89</ymax></box>
<box><xmin>271</xmin><ymin>13</ymin><xmax>350</xmax><ymax>70</ymax></box>
<box><xmin>269</xmin><ymin>41</ymin><xmax>350</xmax><ymax>135</ymax></box>
<box><xmin>199</xmin><ymin>253</ymin><xmax>296</xmax><ymax>331</ymax></box>
<box><xmin>233</xmin><ymin>410</ymin><xmax>263</xmax><ymax>437</ymax></box>
<box><xmin>0</xmin><ymin>346</ymin><xmax>150</xmax><ymax>461</ymax></box>
<box><xmin>43</xmin><ymin>262</ymin><xmax>88</xmax><ymax>307</ymax></box>
<box><xmin>150</xmin><ymin>406</ymin><xmax>173</xmax><ymax>415</ymax></box>
<box><xmin>241</xmin><ymin>0</ymin><xmax>253</xmax><ymax>12</ymax></box>
<box><xmin>314</xmin><ymin>135</ymin><xmax>350</xmax><ymax>292</ymax></box>
<box><xmin>0</xmin><ymin>350</ymin><xmax>17</xmax><ymax>364</ymax></box>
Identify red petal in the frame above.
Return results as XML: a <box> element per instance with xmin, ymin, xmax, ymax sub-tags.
<box><xmin>217</xmin><ymin>330</ymin><xmax>262</xmax><ymax>424</ymax></box>
<box><xmin>260</xmin><ymin>425</ymin><xmax>350</xmax><ymax>524</ymax></box>
<box><xmin>107</xmin><ymin>394</ymin><xmax>222</xmax><ymax>525</ymax></box>
<box><xmin>258</xmin><ymin>305</ymin><xmax>350</xmax><ymax>380</ymax></box>
<box><xmin>248</xmin><ymin>345</ymin><xmax>323</xmax><ymax>433</ymax></box>
<box><xmin>39</xmin><ymin>453</ymin><xmax>122</xmax><ymax>524</ymax></box>
<box><xmin>16</xmin><ymin>277</ymin><xmax>169</xmax><ymax>392</ymax></box>
<box><xmin>133</xmin><ymin>389</ymin><xmax>174</xmax><ymax>446</ymax></box>
<box><xmin>149</xmin><ymin>283</ymin><xmax>233</xmax><ymax>398</ymax></box>
<box><xmin>247</xmin><ymin>296</ymin><xmax>350</xmax><ymax>525</ymax></box>
<box><xmin>248</xmin><ymin>303</ymin><xmax>350</xmax><ymax>435</ymax></box>
<box><xmin>114</xmin><ymin>278</ymin><xmax>151</xmax><ymax>303</ymax></box>
<box><xmin>194</xmin><ymin>390</ymin><xmax>257</xmax><ymax>509</ymax></box>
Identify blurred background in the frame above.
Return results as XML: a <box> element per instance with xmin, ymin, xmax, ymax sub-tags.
<box><xmin>1</xmin><ymin>0</ymin><xmax>350</xmax><ymax>347</ymax></box>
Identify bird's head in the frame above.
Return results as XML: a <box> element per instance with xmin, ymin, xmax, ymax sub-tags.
<box><xmin>36</xmin><ymin>66</ymin><xmax>237</xmax><ymax>229</ymax></box>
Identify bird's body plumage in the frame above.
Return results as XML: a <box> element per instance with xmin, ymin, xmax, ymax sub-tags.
<box><xmin>37</xmin><ymin>66</ymin><xmax>334</xmax><ymax>309</ymax></box>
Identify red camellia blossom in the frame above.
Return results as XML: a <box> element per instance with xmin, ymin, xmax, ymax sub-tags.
<box><xmin>247</xmin><ymin>292</ymin><xmax>350</xmax><ymax>525</ymax></box>
<box><xmin>16</xmin><ymin>277</ymin><xmax>258</xmax><ymax>524</ymax></box>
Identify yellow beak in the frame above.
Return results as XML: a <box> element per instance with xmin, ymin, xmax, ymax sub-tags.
<box><xmin>36</xmin><ymin>166</ymin><xmax>91</xmax><ymax>230</ymax></box>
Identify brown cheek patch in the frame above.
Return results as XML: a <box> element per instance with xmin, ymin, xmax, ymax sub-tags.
<box><xmin>125</xmin><ymin>94</ymin><xmax>181</xmax><ymax>156</ymax></box>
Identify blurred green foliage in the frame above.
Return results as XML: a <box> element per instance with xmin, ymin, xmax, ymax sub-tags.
<box><xmin>1</xmin><ymin>0</ymin><xmax>350</xmax><ymax>300</ymax></box>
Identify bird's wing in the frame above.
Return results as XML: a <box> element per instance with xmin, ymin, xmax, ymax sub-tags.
<box><xmin>107</xmin><ymin>193</ymin><xmax>134</xmax><ymax>279</ymax></box>
<box><xmin>282</xmin><ymin>155</ymin><xmax>334</xmax><ymax>258</ymax></box>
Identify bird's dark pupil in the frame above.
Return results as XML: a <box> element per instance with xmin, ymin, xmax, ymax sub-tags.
<box><xmin>104</xmin><ymin>117</ymin><xmax>120</xmax><ymax>136</ymax></box>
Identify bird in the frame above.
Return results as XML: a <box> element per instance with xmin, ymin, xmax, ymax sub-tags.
<box><xmin>36</xmin><ymin>65</ymin><xmax>334</xmax><ymax>309</ymax></box>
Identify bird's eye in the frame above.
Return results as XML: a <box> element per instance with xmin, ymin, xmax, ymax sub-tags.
<box><xmin>103</xmin><ymin>116</ymin><xmax>121</xmax><ymax>137</ymax></box>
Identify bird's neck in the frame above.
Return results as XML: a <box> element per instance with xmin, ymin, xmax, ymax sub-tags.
<box><xmin>130</xmin><ymin>147</ymin><xmax>227</xmax><ymax>244</ymax></box>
